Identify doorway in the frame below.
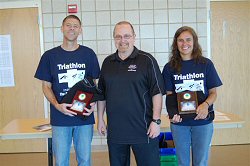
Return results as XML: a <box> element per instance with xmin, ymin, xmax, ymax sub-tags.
<box><xmin>0</xmin><ymin>7</ymin><xmax>46</xmax><ymax>152</ymax></box>
<box><xmin>210</xmin><ymin>1</ymin><xmax>250</xmax><ymax>145</ymax></box>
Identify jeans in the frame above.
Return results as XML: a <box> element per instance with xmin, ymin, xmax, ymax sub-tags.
<box><xmin>52</xmin><ymin>125</ymin><xmax>93</xmax><ymax>166</ymax></box>
<box><xmin>107</xmin><ymin>138</ymin><xmax>160</xmax><ymax>166</ymax></box>
<box><xmin>170</xmin><ymin>123</ymin><xmax>213</xmax><ymax>166</ymax></box>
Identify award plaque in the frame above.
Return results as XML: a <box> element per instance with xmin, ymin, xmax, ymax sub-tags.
<box><xmin>69</xmin><ymin>90</ymin><xmax>93</xmax><ymax>115</ymax></box>
<box><xmin>177</xmin><ymin>91</ymin><xmax>198</xmax><ymax>114</ymax></box>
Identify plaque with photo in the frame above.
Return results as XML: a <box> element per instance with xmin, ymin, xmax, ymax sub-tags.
<box><xmin>69</xmin><ymin>90</ymin><xmax>93</xmax><ymax>115</ymax></box>
<box><xmin>177</xmin><ymin>91</ymin><xmax>198</xmax><ymax>114</ymax></box>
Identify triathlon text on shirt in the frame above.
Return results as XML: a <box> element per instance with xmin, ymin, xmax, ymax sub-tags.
<box><xmin>174</xmin><ymin>73</ymin><xmax>204</xmax><ymax>81</ymax></box>
<box><xmin>57</xmin><ymin>63</ymin><xmax>86</xmax><ymax>70</ymax></box>
<box><xmin>57</xmin><ymin>63</ymin><xmax>86</xmax><ymax>90</ymax></box>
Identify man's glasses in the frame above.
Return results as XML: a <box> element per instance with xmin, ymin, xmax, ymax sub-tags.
<box><xmin>114</xmin><ymin>34</ymin><xmax>133</xmax><ymax>41</ymax></box>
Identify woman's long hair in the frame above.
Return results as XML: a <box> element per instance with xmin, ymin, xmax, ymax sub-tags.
<box><xmin>169</xmin><ymin>26</ymin><xmax>206</xmax><ymax>72</ymax></box>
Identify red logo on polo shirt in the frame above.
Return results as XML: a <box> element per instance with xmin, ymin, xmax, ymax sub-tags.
<box><xmin>128</xmin><ymin>64</ymin><xmax>137</xmax><ymax>72</ymax></box>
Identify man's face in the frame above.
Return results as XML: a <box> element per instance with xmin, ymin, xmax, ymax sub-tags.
<box><xmin>61</xmin><ymin>18</ymin><xmax>82</xmax><ymax>42</ymax></box>
<box><xmin>113</xmin><ymin>24</ymin><xmax>135</xmax><ymax>53</ymax></box>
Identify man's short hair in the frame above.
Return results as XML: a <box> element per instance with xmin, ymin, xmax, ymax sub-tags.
<box><xmin>62</xmin><ymin>15</ymin><xmax>82</xmax><ymax>26</ymax></box>
<box><xmin>113</xmin><ymin>21</ymin><xmax>135</xmax><ymax>37</ymax></box>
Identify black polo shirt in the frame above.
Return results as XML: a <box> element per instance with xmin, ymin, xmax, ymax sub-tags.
<box><xmin>98</xmin><ymin>47</ymin><xmax>165</xmax><ymax>144</ymax></box>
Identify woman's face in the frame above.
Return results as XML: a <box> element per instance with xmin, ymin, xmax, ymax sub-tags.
<box><xmin>177</xmin><ymin>31</ymin><xmax>194</xmax><ymax>60</ymax></box>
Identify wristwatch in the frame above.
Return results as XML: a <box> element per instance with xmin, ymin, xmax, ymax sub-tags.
<box><xmin>152</xmin><ymin>119</ymin><xmax>161</xmax><ymax>125</ymax></box>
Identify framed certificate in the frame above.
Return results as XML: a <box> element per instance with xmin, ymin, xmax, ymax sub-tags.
<box><xmin>177</xmin><ymin>91</ymin><xmax>198</xmax><ymax>114</ymax></box>
<box><xmin>69</xmin><ymin>90</ymin><xmax>93</xmax><ymax>115</ymax></box>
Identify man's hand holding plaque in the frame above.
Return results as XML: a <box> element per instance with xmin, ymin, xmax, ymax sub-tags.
<box><xmin>69</xmin><ymin>91</ymin><xmax>93</xmax><ymax>115</ymax></box>
<box><xmin>60</xmin><ymin>76</ymin><xmax>104</xmax><ymax>118</ymax></box>
<box><xmin>177</xmin><ymin>91</ymin><xmax>198</xmax><ymax>114</ymax></box>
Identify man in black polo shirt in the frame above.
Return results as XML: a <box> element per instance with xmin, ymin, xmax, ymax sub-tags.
<box><xmin>97</xmin><ymin>21</ymin><xmax>165</xmax><ymax>166</ymax></box>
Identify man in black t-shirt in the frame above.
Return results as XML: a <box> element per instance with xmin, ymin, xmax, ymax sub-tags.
<box><xmin>97</xmin><ymin>21</ymin><xmax>165</xmax><ymax>166</ymax></box>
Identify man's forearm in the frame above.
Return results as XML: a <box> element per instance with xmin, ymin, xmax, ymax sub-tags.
<box><xmin>152</xmin><ymin>93</ymin><xmax>162</xmax><ymax>119</ymax></box>
<box><xmin>42</xmin><ymin>81</ymin><xmax>59</xmax><ymax>108</ymax></box>
<box><xmin>97</xmin><ymin>100</ymin><xmax>106</xmax><ymax>119</ymax></box>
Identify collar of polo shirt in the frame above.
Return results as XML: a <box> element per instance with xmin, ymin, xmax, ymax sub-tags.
<box><xmin>111</xmin><ymin>46</ymin><xmax>139</xmax><ymax>61</ymax></box>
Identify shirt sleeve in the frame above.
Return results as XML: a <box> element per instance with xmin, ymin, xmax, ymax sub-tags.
<box><xmin>162</xmin><ymin>64</ymin><xmax>175</xmax><ymax>92</ymax></box>
<box><xmin>34</xmin><ymin>52</ymin><xmax>52</xmax><ymax>82</ymax></box>
<box><xmin>147</xmin><ymin>55</ymin><xmax>165</xmax><ymax>96</ymax></box>
<box><xmin>90</xmin><ymin>49</ymin><xmax>100</xmax><ymax>79</ymax></box>
<box><xmin>206</xmin><ymin>59</ymin><xmax>223</xmax><ymax>90</ymax></box>
<box><xmin>97</xmin><ymin>59</ymin><xmax>108</xmax><ymax>100</ymax></box>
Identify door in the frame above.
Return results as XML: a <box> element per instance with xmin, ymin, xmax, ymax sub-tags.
<box><xmin>211</xmin><ymin>1</ymin><xmax>250</xmax><ymax>145</ymax></box>
<box><xmin>0</xmin><ymin>7</ymin><xmax>46</xmax><ymax>152</ymax></box>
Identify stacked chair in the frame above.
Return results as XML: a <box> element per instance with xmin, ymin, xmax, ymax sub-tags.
<box><xmin>159</xmin><ymin>132</ymin><xmax>178</xmax><ymax>166</ymax></box>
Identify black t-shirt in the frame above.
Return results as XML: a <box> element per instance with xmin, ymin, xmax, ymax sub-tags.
<box><xmin>98</xmin><ymin>47</ymin><xmax>165</xmax><ymax>144</ymax></box>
